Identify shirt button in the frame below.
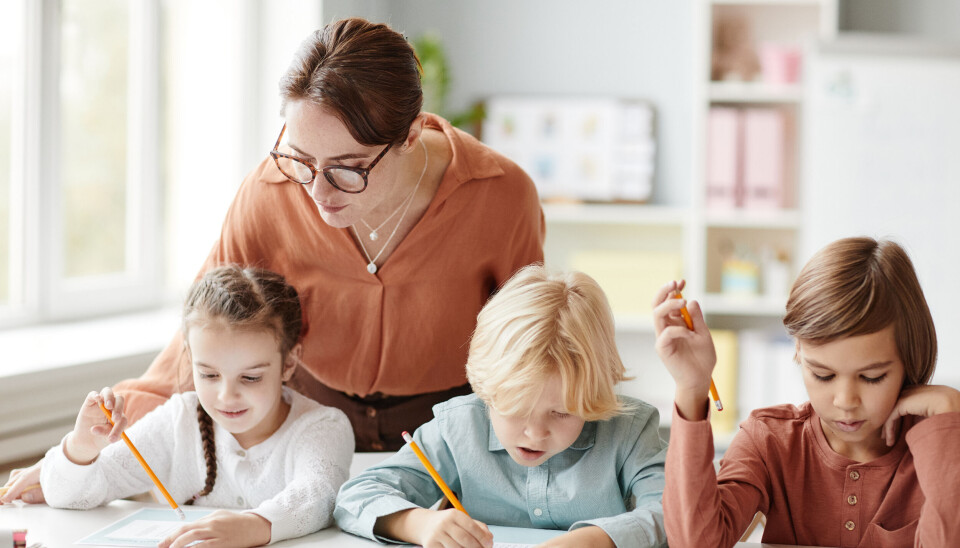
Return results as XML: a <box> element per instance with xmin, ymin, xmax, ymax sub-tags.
<box><xmin>847</xmin><ymin>495</ymin><xmax>858</xmax><ymax>505</ymax></box>
<box><xmin>845</xmin><ymin>520</ymin><xmax>855</xmax><ymax>531</ymax></box>
<box><xmin>366</xmin><ymin>407</ymin><xmax>377</xmax><ymax>418</ymax></box>
<box><xmin>237</xmin><ymin>496</ymin><xmax>244</xmax><ymax>505</ymax></box>
<box><xmin>371</xmin><ymin>440</ymin><xmax>385</xmax><ymax>451</ymax></box>
<box><xmin>236</xmin><ymin>450</ymin><xmax>246</xmax><ymax>457</ymax></box>
<box><xmin>849</xmin><ymin>470</ymin><xmax>860</xmax><ymax>480</ymax></box>
<box><xmin>533</xmin><ymin>508</ymin><xmax>543</xmax><ymax>517</ymax></box>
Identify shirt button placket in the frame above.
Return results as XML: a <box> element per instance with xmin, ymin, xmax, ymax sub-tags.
<box><xmin>526</xmin><ymin>465</ymin><xmax>549</xmax><ymax>527</ymax></box>
<box><xmin>841</xmin><ymin>467</ymin><xmax>863</xmax><ymax>547</ymax></box>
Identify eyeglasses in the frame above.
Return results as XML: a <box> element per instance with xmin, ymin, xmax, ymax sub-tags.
<box><xmin>270</xmin><ymin>123</ymin><xmax>392</xmax><ymax>193</ymax></box>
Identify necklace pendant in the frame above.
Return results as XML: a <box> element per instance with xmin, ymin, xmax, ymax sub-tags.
<box><xmin>367</xmin><ymin>262</ymin><xmax>378</xmax><ymax>274</ymax></box>
<box><xmin>369</xmin><ymin>230</ymin><xmax>379</xmax><ymax>241</ymax></box>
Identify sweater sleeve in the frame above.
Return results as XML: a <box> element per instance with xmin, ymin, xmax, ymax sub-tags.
<box><xmin>249</xmin><ymin>407</ymin><xmax>355</xmax><ymax>544</ymax></box>
<box><xmin>906</xmin><ymin>411</ymin><xmax>960</xmax><ymax>548</ymax></box>
<box><xmin>663</xmin><ymin>404</ymin><xmax>768</xmax><ymax>548</ymax></box>
<box><xmin>40</xmin><ymin>397</ymin><xmax>181</xmax><ymax>509</ymax></box>
<box><xmin>572</xmin><ymin>406</ymin><xmax>669</xmax><ymax>548</ymax></box>
<box><xmin>334</xmin><ymin>418</ymin><xmax>455</xmax><ymax>543</ymax></box>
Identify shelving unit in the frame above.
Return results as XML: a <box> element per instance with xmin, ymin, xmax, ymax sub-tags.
<box><xmin>539</xmin><ymin>1</ymin><xmax>838</xmax><ymax>436</ymax></box>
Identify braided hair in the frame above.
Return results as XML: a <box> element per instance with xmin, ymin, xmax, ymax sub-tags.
<box><xmin>180</xmin><ymin>265</ymin><xmax>304</xmax><ymax>504</ymax></box>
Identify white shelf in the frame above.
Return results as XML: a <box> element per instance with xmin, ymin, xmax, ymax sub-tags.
<box><xmin>704</xmin><ymin>209</ymin><xmax>801</xmax><ymax>229</ymax></box>
<box><xmin>542</xmin><ymin>203</ymin><xmax>687</xmax><ymax>226</ymax></box>
<box><xmin>708</xmin><ymin>81</ymin><xmax>803</xmax><ymax>103</ymax></box>
<box><xmin>700</xmin><ymin>293</ymin><xmax>787</xmax><ymax>316</ymax></box>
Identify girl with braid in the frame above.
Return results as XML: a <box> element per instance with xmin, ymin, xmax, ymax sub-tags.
<box><xmin>36</xmin><ymin>265</ymin><xmax>355</xmax><ymax>547</ymax></box>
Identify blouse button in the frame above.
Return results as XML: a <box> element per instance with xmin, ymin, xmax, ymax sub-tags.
<box><xmin>237</xmin><ymin>496</ymin><xmax>244</xmax><ymax>505</ymax></box>
<box><xmin>847</xmin><ymin>495</ymin><xmax>857</xmax><ymax>505</ymax></box>
<box><xmin>533</xmin><ymin>508</ymin><xmax>543</xmax><ymax>517</ymax></box>
<box><xmin>845</xmin><ymin>520</ymin><xmax>856</xmax><ymax>531</ymax></box>
<box><xmin>849</xmin><ymin>470</ymin><xmax>860</xmax><ymax>480</ymax></box>
<box><xmin>236</xmin><ymin>450</ymin><xmax>246</xmax><ymax>457</ymax></box>
<box><xmin>366</xmin><ymin>407</ymin><xmax>377</xmax><ymax>418</ymax></box>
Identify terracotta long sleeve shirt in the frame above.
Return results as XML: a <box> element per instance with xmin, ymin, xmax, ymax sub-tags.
<box><xmin>665</xmin><ymin>402</ymin><xmax>960</xmax><ymax>548</ymax></box>
<box><xmin>115</xmin><ymin>114</ymin><xmax>545</xmax><ymax>423</ymax></box>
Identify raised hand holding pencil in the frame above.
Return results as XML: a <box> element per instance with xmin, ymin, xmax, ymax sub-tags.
<box><xmin>673</xmin><ymin>291</ymin><xmax>724</xmax><ymax>412</ymax></box>
<box><xmin>98</xmin><ymin>402</ymin><xmax>185</xmax><ymax>520</ymax></box>
<box><xmin>653</xmin><ymin>280</ymin><xmax>720</xmax><ymax>422</ymax></box>
<box><xmin>62</xmin><ymin>388</ymin><xmax>184</xmax><ymax>520</ymax></box>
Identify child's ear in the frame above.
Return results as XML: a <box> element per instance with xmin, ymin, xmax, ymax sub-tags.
<box><xmin>282</xmin><ymin>344</ymin><xmax>303</xmax><ymax>382</ymax></box>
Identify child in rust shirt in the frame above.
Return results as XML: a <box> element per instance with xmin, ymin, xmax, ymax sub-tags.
<box><xmin>653</xmin><ymin>237</ymin><xmax>960</xmax><ymax>548</ymax></box>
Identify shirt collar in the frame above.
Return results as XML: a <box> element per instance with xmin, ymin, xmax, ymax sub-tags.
<box><xmin>486</xmin><ymin>417</ymin><xmax>598</xmax><ymax>452</ymax></box>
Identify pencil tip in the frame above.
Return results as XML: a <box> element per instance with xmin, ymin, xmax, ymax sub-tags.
<box><xmin>176</xmin><ymin>507</ymin><xmax>186</xmax><ymax>520</ymax></box>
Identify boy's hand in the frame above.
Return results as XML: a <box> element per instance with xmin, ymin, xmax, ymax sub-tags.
<box><xmin>376</xmin><ymin>507</ymin><xmax>493</xmax><ymax>548</ymax></box>
<box><xmin>653</xmin><ymin>280</ymin><xmax>717</xmax><ymax>421</ymax></box>
<box><xmin>535</xmin><ymin>526</ymin><xmax>615</xmax><ymax>548</ymax></box>
<box><xmin>158</xmin><ymin>510</ymin><xmax>271</xmax><ymax>548</ymax></box>
<box><xmin>64</xmin><ymin>387</ymin><xmax>128</xmax><ymax>465</ymax></box>
<box><xmin>882</xmin><ymin>385</ymin><xmax>960</xmax><ymax>446</ymax></box>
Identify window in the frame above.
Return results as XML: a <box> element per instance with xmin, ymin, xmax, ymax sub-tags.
<box><xmin>1</xmin><ymin>0</ymin><xmax>162</xmax><ymax>327</ymax></box>
<box><xmin>0</xmin><ymin>1</ymin><xmax>14</xmax><ymax>307</ymax></box>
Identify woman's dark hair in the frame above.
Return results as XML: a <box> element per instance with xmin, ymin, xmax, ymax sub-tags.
<box><xmin>180</xmin><ymin>265</ymin><xmax>304</xmax><ymax>503</ymax></box>
<box><xmin>279</xmin><ymin>18</ymin><xmax>423</xmax><ymax>147</ymax></box>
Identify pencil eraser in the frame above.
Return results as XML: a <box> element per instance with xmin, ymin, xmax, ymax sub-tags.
<box><xmin>401</xmin><ymin>431</ymin><xmax>413</xmax><ymax>443</ymax></box>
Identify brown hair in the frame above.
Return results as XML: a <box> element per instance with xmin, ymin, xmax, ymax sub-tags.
<box><xmin>180</xmin><ymin>265</ymin><xmax>304</xmax><ymax>503</ymax></box>
<box><xmin>466</xmin><ymin>265</ymin><xmax>632</xmax><ymax>422</ymax></box>
<box><xmin>279</xmin><ymin>18</ymin><xmax>423</xmax><ymax>147</ymax></box>
<box><xmin>783</xmin><ymin>237</ymin><xmax>937</xmax><ymax>386</ymax></box>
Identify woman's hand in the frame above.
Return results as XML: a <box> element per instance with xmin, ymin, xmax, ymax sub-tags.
<box><xmin>376</xmin><ymin>507</ymin><xmax>493</xmax><ymax>548</ymax></box>
<box><xmin>882</xmin><ymin>384</ymin><xmax>960</xmax><ymax>446</ymax></box>
<box><xmin>158</xmin><ymin>510</ymin><xmax>272</xmax><ymax>548</ymax></box>
<box><xmin>0</xmin><ymin>461</ymin><xmax>44</xmax><ymax>504</ymax></box>
<box><xmin>653</xmin><ymin>280</ymin><xmax>717</xmax><ymax>421</ymax></box>
<box><xmin>535</xmin><ymin>526</ymin><xmax>614</xmax><ymax>548</ymax></box>
<box><xmin>64</xmin><ymin>387</ymin><xmax>128</xmax><ymax>465</ymax></box>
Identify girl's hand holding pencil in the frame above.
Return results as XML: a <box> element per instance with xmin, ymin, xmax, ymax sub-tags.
<box><xmin>652</xmin><ymin>280</ymin><xmax>718</xmax><ymax>422</ymax></box>
<box><xmin>63</xmin><ymin>387</ymin><xmax>129</xmax><ymax>465</ymax></box>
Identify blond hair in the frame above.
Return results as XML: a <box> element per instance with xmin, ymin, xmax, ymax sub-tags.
<box><xmin>466</xmin><ymin>265</ymin><xmax>631</xmax><ymax>421</ymax></box>
<box><xmin>783</xmin><ymin>237</ymin><xmax>937</xmax><ymax>385</ymax></box>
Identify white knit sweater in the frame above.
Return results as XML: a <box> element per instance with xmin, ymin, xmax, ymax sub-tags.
<box><xmin>40</xmin><ymin>386</ymin><xmax>354</xmax><ymax>544</ymax></box>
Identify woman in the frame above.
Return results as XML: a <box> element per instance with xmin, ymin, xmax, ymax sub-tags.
<box><xmin>2</xmin><ymin>17</ymin><xmax>543</xmax><ymax>504</ymax></box>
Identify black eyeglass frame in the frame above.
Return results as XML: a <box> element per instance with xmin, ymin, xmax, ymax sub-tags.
<box><xmin>269</xmin><ymin>122</ymin><xmax>392</xmax><ymax>194</ymax></box>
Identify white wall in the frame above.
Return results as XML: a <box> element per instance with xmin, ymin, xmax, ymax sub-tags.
<box><xmin>320</xmin><ymin>0</ymin><xmax>695</xmax><ymax>208</ymax></box>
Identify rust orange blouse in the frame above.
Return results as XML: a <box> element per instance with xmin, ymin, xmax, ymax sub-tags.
<box><xmin>115</xmin><ymin>114</ymin><xmax>545</xmax><ymax>422</ymax></box>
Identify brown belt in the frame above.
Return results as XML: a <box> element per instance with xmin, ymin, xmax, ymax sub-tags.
<box><xmin>287</xmin><ymin>367</ymin><xmax>473</xmax><ymax>451</ymax></box>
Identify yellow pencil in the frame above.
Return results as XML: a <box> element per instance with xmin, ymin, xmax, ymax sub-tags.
<box><xmin>99</xmin><ymin>402</ymin><xmax>185</xmax><ymax>520</ymax></box>
<box><xmin>673</xmin><ymin>292</ymin><xmax>724</xmax><ymax>411</ymax></box>
<box><xmin>401</xmin><ymin>431</ymin><xmax>468</xmax><ymax>515</ymax></box>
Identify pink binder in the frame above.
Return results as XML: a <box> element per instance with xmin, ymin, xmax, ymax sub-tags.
<box><xmin>706</xmin><ymin>107</ymin><xmax>741</xmax><ymax>209</ymax></box>
<box><xmin>742</xmin><ymin>108</ymin><xmax>785</xmax><ymax>210</ymax></box>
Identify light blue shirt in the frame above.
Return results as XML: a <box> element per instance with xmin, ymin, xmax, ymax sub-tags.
<box><xmin>335</xmin><ymin>394</ymin><xmax>667</xmax><ymax>548</ymax></box>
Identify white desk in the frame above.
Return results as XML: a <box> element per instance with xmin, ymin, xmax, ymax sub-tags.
<box><xmin>0</xmin><ymin>452</ymin><xmax>812</xmax><ymax>547</ymax></box>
